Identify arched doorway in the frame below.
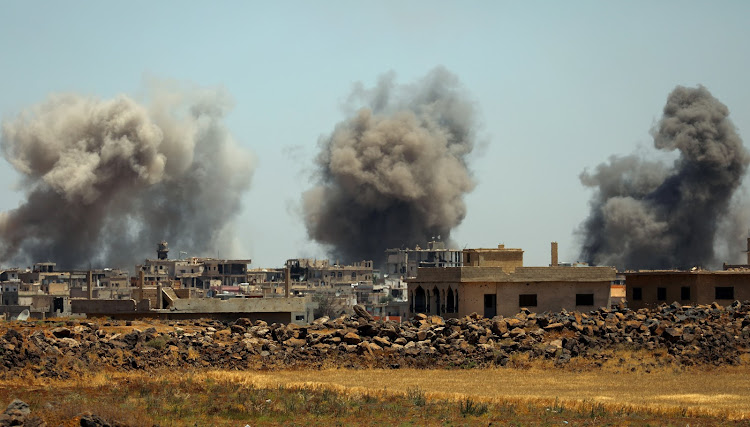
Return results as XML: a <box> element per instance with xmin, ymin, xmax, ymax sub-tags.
<box><xmin>446</xmin><ymin>287</ymin><xmax>455</xmax><ymax>313</ymax></box>
<box><xmin>414</xmin><ymin>286</ymin><xmax>426</xmax><ymax>313</ymax></box>
<box><xmin>433</xmin><ymin>286</ymin><xmax>440</xmax><ymax>314</ymax></box>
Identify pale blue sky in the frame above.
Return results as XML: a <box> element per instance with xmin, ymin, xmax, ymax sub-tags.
<box><xmin>1</xmin><ymin>1</ymin><xmax>749</xmax><ymax>268</ymax></box>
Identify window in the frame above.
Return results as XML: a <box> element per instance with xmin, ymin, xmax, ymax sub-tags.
<box><xmin>632</xmin><ymin>287</ymin><xmax>642</xmax><ymax>301</ymax></box>
<box><xmin>715</xmin><ymin>287</ymin><xmax>734</xmax><ymax>300</ymax></box>
<box><xmin>657</xmin><ymin>287</ymin><xmax>666</xmax><ymax>301</ymax></box>
<box><xmin>681</xmin><ymin>286</ymin><xmax>691</xmax><ymax>301</ymax></box>
<box><xmin>519</xmin><ymin>294</ymin><xmax>537</xmax><ymax>307</ymax></box>
<box><xmin>576</xmin><ymin>293</ymin><xmax>594</xmax><ymax>306</ymax></box>
<box><xmin>295</xmin><ymin>315</ymin><xmax>305</xmax><ymax>321</ymax></box>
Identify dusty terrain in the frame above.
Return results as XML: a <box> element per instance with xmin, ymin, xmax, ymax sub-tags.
<box><xmin>1</xmin><ymin>301</ymin><xmax>749</xmax><ymax>425</ymax></box>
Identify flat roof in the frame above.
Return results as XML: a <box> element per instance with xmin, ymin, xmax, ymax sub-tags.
<box><xmin>625</xmin><ymin>269</ymin><xmax>750</xmax><ymax>275</ymax></box>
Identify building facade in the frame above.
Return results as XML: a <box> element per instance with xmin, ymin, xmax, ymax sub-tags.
<box><xmin>625</xmin><ymin>270</ymin><xmax>750</xmax><ymax>309</ymax></box>
<box><xmin>385</xmin><ymin>240</ymin><xmax>463</xmax><ymax>279</ymax></box>
<box><xmin>408</xmin><ymin>266</ymin><xmax>615</xmax><ymax>318</ymax></box>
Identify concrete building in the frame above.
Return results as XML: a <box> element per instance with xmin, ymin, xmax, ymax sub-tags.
<box><xmin>71</xmin><ymin>295</ymin><xmax>315</xmax><ymax>323</ymax></box>
<box><xmin>625</xmin><ymin>269</ymin><xmax>750</xmax><ymax>309</ymax></box>
<box><xmin>463</xmin><ymin>244</ymin><xmax>524</xmax><ymax>271</ymax></box>
<box><xmin>407</xmin><ymin>242</ymin><xmax>615</xmax><ymax>318</ymax></box>
<box><xmin>71</xmin><ymin>269</ymin><xmax>317</xmax><ymax>324</ymax></box>
<box><xmin>286</xmin><ymin>258</ymin><xmax>374</xmax><ymax>287</ymax></box>
<box><xmin>385</xmin><ymin>240</ymin><xmax>463</xmax><ymax>279</ymax></box>
<box><xmin>136</xmin><ymin>242</ymin><xmax>253</xmax><ymax>289</ymax></box>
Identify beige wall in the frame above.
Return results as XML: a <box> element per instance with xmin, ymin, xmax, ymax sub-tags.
<box><xmin>626</xmin><ymin>272</ymin><xmax>750</xmax><ymax>309</ymax></box>
<box><xmin>463</xmin><ymin>247</ymin><xmax>524</xmax><ymax>272</ymax></box>
<box><xmin>408</xmin><ymin>279</ymin><xmax>611</xmax><ymax>318</ymax></box>
<box><xmin>459</xmin><ymin>281</ymin><xmax>610</xmax><ymax>317</ymax></box>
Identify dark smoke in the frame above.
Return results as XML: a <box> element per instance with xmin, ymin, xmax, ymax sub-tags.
<box><xmin>579</xmin><ymin>85</ymin><xmax>749</xmax><ymax>270</ymax></box>
<box><xmin>302</xmin><ymin>67</ymin><xmax>477</xmax><ymax>264</ymax></box>
<box><xmin>0</xmin><ymin>84</ymin><xmax>254</xmax><ymax>270</ymax></box>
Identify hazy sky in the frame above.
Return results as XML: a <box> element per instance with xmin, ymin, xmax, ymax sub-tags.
<box><xmin>1</xmin><ymin>1</ymin><xmax>749</xmax><ymax>269</ymax></box>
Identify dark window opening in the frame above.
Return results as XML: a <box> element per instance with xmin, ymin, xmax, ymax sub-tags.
<box><xmin>657</xmin><ymin>287</ymin><xmax>667</xmax><ymax>301</ymax></box>
<box><xmin>680</xmin><ymin>286</ymin><xmax>690</xmax><ymax>301</ymax></box>
<box><xmin>632</xmin><ymin>287</ymin><xmax>642</xmax><ymax>301</ymax></box>
<box><xmin>576</xmin><ymin>293</ymin><xmax>594</xmax><ymax>306</ymax></box>
<box><xmin>413</xmin><ymin>287</ymin><xmax>426</xmax><ymax>313</ymax></box>
<box><xmin>519</xmin><ymin>294</ymin><xmax>537</xmax><ymax>307</ymax></box>
<box><xmin>446</xmin><ymin>288</ymin><xmax>455</xmax><ymax>313</ymax></box>
<box><xmin>715</xmin><ymin>286</ymin><xmax>734</xmax><ymax>300</ymax></box>
<box><xmin>483</xmin><ymin>294</ymin><xmax>497</xmax><ymax>318</ymax></box>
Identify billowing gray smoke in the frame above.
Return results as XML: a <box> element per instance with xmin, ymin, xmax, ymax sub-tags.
<box><xmin>302</xmin><ymin>67</ymin><xmax>477</xmax><ymax>264</ymax></box>
<box><xmin>0</xmin><ymin>85</ymin><xmax>254</xmax><ymax>269</ymax></box>
<box><xmin>579</xmin><ymin>85</ymin><xmax>749</xmax><ymax>270</ymax></box>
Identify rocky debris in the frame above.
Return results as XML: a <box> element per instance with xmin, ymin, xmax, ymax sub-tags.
<box><xmin>353</xmin><ymin>304</ymin><xmax>374</xmax><ymax>322</ymax></box>
<box><xmin>0</xmin><ymin>301</ymin><xmax>750</xmax><ymax>376</ymax></box>
<box><xmin>79</xmin><ymin>413</ymin><xmax>114</xmax><ymax>427</ymax></box>
<box><xmin>0</xmin><ymin>399</ymin><xmax>45</xmax><ymax>427</ymax></box>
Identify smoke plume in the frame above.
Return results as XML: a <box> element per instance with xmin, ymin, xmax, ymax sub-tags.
<box><xmin>0</xmin><ymin>83</ymin><xmax>254</xmax><ymax>269</ymax></box>
<box><xmin>579</xmin><ymin>85</ymin><xmax>749</xmax><ymax>270</ymax></box>
<box><xmin>302</xmin><ymin>67</ymin><xmax>477</xmax><ymax>264</ymax></box>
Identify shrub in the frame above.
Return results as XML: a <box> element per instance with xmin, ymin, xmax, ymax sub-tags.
<box><xmin>406</xmin><ymin>387</ymin><xmax>426</xmax><ymax>407</ymax></box>
<box><xmin>145</xmin><ymin>337</ymin><xmax>167</xmax><ymax>350</ymax></box>
<box><xmin>459</xmin><ymin>398</ymin><xmax>488</xmax><ymax>417</ymax></box>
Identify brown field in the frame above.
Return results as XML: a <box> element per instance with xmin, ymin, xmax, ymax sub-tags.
<box><xmin>2</xmin><ymin>364</ymin><xmax>750</xmax><ymax>425</ymax></box>
<box><xmin>212</xmin><ymin>366</ymin><xmax>750</xmax><ymax>420</ymax></box>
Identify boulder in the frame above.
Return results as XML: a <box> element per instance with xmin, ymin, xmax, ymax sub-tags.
<box><xmin>51</xmin><ymin>327</ymin><xmax>72</xmax><ymax>339</ymax></box>
<box><xmin>342</xmin><ymin>332</ymin><xmax>362</xmax><ymax>345</ymax></box>
<box><xmin>491</xmin><ymin>320</ymin><xmax>508</xmax><ymax>335</ymax></box>
<box><xmin>353</xmin><ymin>305</ymin><xmax>374</xmax><ymax>321</ymax></box>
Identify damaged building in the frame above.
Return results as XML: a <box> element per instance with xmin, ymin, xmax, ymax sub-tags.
<box><xmin>71</xmin><ymin>268</ymin><xmax>317</xmax><ymax>324</ymax></box>
<box><xmin>385</xmin><ymin>240</ymin><xmax>463</xmax><ymax>279</ymax></box>
<box><xmin>625</xmin><ymin>238</ymin><xmax>750</xmax><ymax>308</ymax></box>
<box><xmin>407</xmin><ymin>243</ymin><xmax>616</xmax><ymax>318</ymax></box>
<box><xmin>136</xmin><ymin>242</ymin><xmax>253</xmax><ymax>292</ymax></box>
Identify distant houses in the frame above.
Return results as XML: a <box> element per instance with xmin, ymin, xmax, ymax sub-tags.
<box><xmin>2</xmin><ymin>238</ymin><xmax>750</xmax><ymax>322</ymax></box>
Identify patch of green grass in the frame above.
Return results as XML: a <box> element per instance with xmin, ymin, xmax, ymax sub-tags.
<box><xmin>406</xmin><ymin>386</ymin><xmax>426</xmax><ymax>407</ymax></box>
<box><xmin>459</xmin><ymin>397</ymin><xmax>488</xmax><ymax>417</ymax></box>
<box><xmin>145</xmin><ymin>337</ymin><xmax>167</xmax><ymax>350</ymax></box>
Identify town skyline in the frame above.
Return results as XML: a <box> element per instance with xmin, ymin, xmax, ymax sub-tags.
<box><xmin>2</xmin><ymin>2</ymin><xmax>750</xmax><ymax>270</ymax></box>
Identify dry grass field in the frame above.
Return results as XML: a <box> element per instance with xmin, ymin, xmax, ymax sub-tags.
<box><xmin>2</xmin><ymin>363</ymin><xmax>750</xmax><ymax>425</ymax></box>
<box><xmin>213</xmin><ymin>365</ymin><xmax>750</xmax><ymax>420</ymax></box>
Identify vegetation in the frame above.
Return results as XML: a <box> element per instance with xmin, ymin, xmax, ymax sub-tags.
<box><xmin>1</xmin><ymin>367</ymin><xmax>749</xmax><ymax>425</ymax></box>
<box><xmin>145</xmin><ymin>336</ymin><xmax>167</xmax><ymax>350</ymax></box>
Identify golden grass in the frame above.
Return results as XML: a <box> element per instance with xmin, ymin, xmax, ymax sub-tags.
<box><xmin>205</xmin><ymin>365</ymin><xmax>750</xmax><ymax>420</ymax></box>
<box><xmin>4</xmin><ymin>364</ymin><xmax>749</xmax><ymax>420</ymax></box>
<box><xmin>2</xmin><ymin>365</ymin><xmax>749</xmax><ymax>425</ymax></box>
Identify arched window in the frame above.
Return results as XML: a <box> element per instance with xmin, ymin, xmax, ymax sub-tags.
<box><xmin>447</xmin><ymin>287</ymin><xmax>455</xmax><ymax>313</ymax></box>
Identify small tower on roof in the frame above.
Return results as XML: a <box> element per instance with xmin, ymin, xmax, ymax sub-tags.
<box><xmin>157</xmin><ymin>241</ymin><xmax>169</xmax><ymax>260</ymax></box>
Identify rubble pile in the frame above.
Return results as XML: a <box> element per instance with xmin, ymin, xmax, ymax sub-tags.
<box><xmin>0</xmin><ymin>399</ymin><xmax>44</xmax><ymax>427</ymax></box>
<box><xmin>1</xmin><ymin>301</ymin><xmax>749</xmax><ymax>378</ymax></box>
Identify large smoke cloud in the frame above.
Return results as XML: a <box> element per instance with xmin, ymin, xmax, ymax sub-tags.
<box><xmin>578</xmin><ymin>85</ymin><xmax>749</xmax><ymax>270</ymax></box>
<box><xmin>302</xmin><ymin>67</ymin><xmax>477</xmax><ymax>264</ymax></box>
<box><xmin>0</xmin><ymin>83</ymin><xmax>254</xmax><ymax>269</ymax></box>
